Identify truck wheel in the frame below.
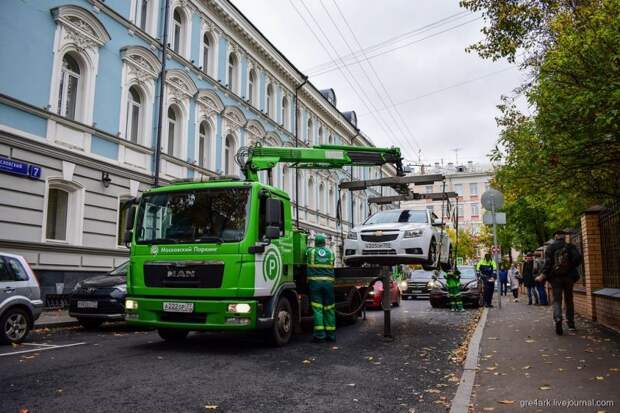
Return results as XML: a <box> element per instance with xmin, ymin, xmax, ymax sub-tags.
<box><xmin>158</xmin><ymin>328</ymin><xmax>189</xmax><ymax>342</ymax></box>
<box><xmin>0</xmin><ymin>307</ymin><xmax>31</xmax><ymax>345</ymax></box>
<box><xmin>341</xmin><ymin>287</ymin><xmax>362</xmax><ymax>325</ymax></box>
<box><xmin>77</xmin><ymin>318</ymin><xmax>104</xmax><ymax>330</ymax></box>
<box><xmin>269</xmin><ymin>296</ymin><xmax>293</xmax><ymax>347</ymax></box>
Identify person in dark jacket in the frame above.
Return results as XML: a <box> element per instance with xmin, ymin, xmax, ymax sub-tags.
<box><xmin>536</xmin><ymin>230</ymin><xmax>582</xmax><ymax>336</ymax></box>
<box><xmin>533</xmin><ymin>252</ymin><xmax>548</xmax><ymax>305</ymax></box>
<box><xmin>498</xmin><ymin>266</ymin><xmax>509</xmax><ymax>296</ymax></box>
<box><xmin>476</xmin><ymin>253</ymin><xmax>497</xmax><ymax>308</ymax></box>
<box><xmin>521</xmin><ymin>254</ymin><xmax>538</xmax><ymax>305</ymax></box>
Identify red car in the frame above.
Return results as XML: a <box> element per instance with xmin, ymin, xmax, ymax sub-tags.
<box><xmin>365</xmin><ymin>279</ymin><xmax>401</xmax><ymax>309</ymax></box>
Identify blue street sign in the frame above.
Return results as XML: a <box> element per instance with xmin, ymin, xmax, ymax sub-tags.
<box><xmin>0</xmin><ymin>157</ymin><xmax>42</xmax><ymax>179</ymax></box>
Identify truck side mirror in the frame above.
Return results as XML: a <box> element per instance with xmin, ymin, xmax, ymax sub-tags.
<box><xmin>265</xmin><ymin>198</ymin><xmax>282</xmax><ymax>227</ymax></box>
<box><xmin>123</xmin><ymin>203</ymin><xmax>137</xmax><ymax>246</ymax></box>
<box><xmin>265</xmin><ymin>225</ymin><xmax>280</xmax><ymax>240</ymax></box>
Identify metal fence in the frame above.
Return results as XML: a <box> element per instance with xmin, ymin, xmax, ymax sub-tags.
<box><xmin>600</xmin><ymin>201</ymin><xmax>620</xmax><ymax>289</ymax></box>
<box><xmin>570</xmin><ymin>228</ymin><xmax>585</xmax><ymax>286</ymax></box>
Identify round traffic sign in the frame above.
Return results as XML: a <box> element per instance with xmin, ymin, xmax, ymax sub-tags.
<box><xmin>481</xmin><ymin>188</ymin><xmax>504</xmax><ymax>210</ymax></box>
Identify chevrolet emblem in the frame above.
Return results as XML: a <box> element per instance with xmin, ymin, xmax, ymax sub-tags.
<box><xmin>374</xmin><ymin>231</ymin><xmax>384</xmax><ymax>236</ymax></box>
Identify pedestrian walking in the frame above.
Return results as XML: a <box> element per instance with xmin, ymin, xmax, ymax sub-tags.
<box><xmin>522</xmin><ymin>254</ymin><xmax>539</xmax><ymax>305</ymax></box>
<box><xmin>508</xmin><ymin>264</ymin><xmax>521</xmax><ymax>302</ymax></box>
<box><xmin>533</xmin><ymin>252</ymin><xmax>549</xmax><ymax>305</ymax></box>
<box><xmin>499</xmin><ymin>266</ymin><xmax>509</xmax><ymax>296</ymax></box>
<box><xmin>306</xmin><ymin>234</ymin><xmax>336</xmax><ymax>343</ymax></box>
<box><xmin>536</xmin><ymin>230</ymin><xmax>582</xmax><ymax>336</ymax></box>
<box><xmin>446</xmin><ymin>270</ymin><xmax>464</xmax><ymax>312</ymax></box>
<box><xmin>476</xmin><ymin>253</ymin><xmax>497</xmax><ymax>308</ymax></box>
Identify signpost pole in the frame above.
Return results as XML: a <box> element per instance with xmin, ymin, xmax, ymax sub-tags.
<box><xmin>491</xmin><ymin>199</ymin><xmax>501</xmax><ymax>309</ymax></box>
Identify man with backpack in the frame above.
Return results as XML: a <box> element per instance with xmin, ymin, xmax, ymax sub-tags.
<box><xmin>536</xmin><ymin>230</ymin><xmax>582</xmax><ymax>335</ymax></box>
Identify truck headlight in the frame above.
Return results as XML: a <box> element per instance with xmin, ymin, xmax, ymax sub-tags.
<box><xmin>125</xmin><ymin>299</ymin><xmax>138</xmax><ymax>310</ymax></box>
<box><xmin>346</xmin><ymin>231</ymin><xmax>358</xmax><ymax>240</ymax></box>
<box><xmin>228</xmin><ymin>303</ymin><xmax>251</xmax><ymax>314</ymax></box>
<box><xmin>403</xmin><ymin>229</ymin><xmax>423</xmax><ymax>238</ymax></box>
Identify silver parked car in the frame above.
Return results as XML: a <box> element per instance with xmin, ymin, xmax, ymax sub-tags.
<box><xmin>0</xmin><ymin>252</ymin><xmax>44</xmax><ymax>344</ymax></box>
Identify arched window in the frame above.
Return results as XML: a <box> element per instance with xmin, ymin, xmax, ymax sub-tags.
<box><xmin>307</xmin><ymin>177</ymin><xmax>315</xmax><ymax>210</ymax></box>
<box><xmin>319</xmin><ymin>183</ymin><xmax>325</xmax><ymax>213</ymax></box>
<box><xmin>248</xmin><ymin>69</ymin><xmax>256</xmax><ymax>105</ymax></box>
<box><xmin>202</xmin><ymin>33</ymin><xmax>210</xmax><ymax>73</ymax></box>
<box><xmin>296</xmin><ymin>172</ymin><xmax>303</xmax><ymax>206</ymax></box>
<box><xmin>167</xmin><ymin>106</ymin><xmax>178</xmax><ymax>156</ymax></box>
<box><xmin>126</xmin><ymin>86</ymin><xmax>143</xmax><ymax>143</ymax></box>
<box><xmin>228</xmin><ymin>54</ymin><xmax>238</xmax><ymax>93</ymax></box>
<box><xmin>281</xmin><ymin>96</ymin><xmax>289</xmax><ymax>128</ymax></box>
<box><xmin>307</xmin><ymin>117</ymin><xmax>313</xmax><ymax>145</ymax></box>
<box><xmin>318</xmin><ymin>126</ymin><xmax>323</xmax><ymax>145</ymax></box>
<box><xmin>198</xmin><ymin>121</ymin><xmax>210</xmax><ymax>169</ymax></box>
<box><xmin>44</xmin><ymin>179</ymin><xmax>84</xmax><ymax>244</ymax></box>
<box><xmin>282</xmin><ymin>166</ymin><xmax>290</xmax><ymax>193</ymax></box>
<box><xmin>224</xmin><ymin>134</ymin><xmax>236</xmax><ymax>175</ymax></box>
<box><xmin>57</xmin><ymin>54</ymin><xmax>80</xmax><ymax>120</ymax></box>
<box><xmin>172</xmin><ymin>8</ymin><xmax>183</xmax><ymax>53</ymax></box>
<box><xmin>266</xmin><ymin>84</ymin><xmax>273</xmax><ymax>117</ymax></box>
<box><xmin>328</xmin><ymin>186</ymin><xmax>335</xmax><ymax>216</ymax></box>
<box><xmin>328</xmin><ymin>134</ymin><xmax>333</xmax><ymax>145</ymax></box>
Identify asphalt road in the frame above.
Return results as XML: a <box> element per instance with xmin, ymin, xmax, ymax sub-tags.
<box><xmin>1</xmin><ymin>300</ymin><xmax>478</xmax><ymax>413</ymax></box>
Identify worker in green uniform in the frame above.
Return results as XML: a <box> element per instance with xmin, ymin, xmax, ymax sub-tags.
<box><xmin>306</xmin><ymin>233</ymin><xmax>336</xmax><ymax>343</ymax></box>
<box><xmin>446</xmin><ymin>270</ymin><xmax>464</xmax><ymax>311</ymax></box>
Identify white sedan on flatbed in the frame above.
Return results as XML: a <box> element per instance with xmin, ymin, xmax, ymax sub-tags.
<box><xmin>343</xmin><ymin>209</ymin><xmax>451</xmax><ymax>270</ymax></box>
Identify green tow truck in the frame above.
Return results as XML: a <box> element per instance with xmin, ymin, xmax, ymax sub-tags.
<box><xmin>124</xmin><ymin>144</ymin><xmax>404</xmax><ymax>345</ymax></box>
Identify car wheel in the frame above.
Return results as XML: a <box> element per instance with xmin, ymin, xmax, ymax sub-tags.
<box><xmin>158</xmin><ymin>328</ymin><xmax>190</xmax><ymax>342</ymax></box>
<box><xmin>430</xmin><ymin>297</ymin><xmax>443</xmax><ymax>308</ymax></box>
<box><xmin>0</xmin><ymin>307</ymin><xmax>31</xmax><ymax>345</ymax></box>
<box><xmin>440</xmin><ymin>246</ymin><xmax>453</xmax><ymax>271</ymax></box>
<box><xmin>77</xmin><ymin>318</ymin><xmax>104</xmax><ymax>330</ymax></box>
<box><xmin>341</xmin><ymin>287</ymin><xmax>362</xmax><ymax>325</ymax></box>
<box><xmin>421</xmin><ymin>238</ymin><xmax>437</xmax><ymax>271</ymax></box>
<box><xmin>268</xmin><ymin>296</ymin><xmax>293</xmax><ymax>347</ymax></box>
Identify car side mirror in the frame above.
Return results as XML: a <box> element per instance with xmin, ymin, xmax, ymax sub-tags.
<box><xmin>432</xmin><ymin>218</ymin><xmax>443</xmax><ymax>227</ymax></box>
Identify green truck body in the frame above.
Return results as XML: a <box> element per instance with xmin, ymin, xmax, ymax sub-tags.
<box><xmin>125</xmin><ymin>144</ymin><xmax>404</xmax><ymax>344</ymax></box>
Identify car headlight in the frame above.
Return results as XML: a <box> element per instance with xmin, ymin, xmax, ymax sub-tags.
<box><xmin>465</xmin><ymin>281</ymin><xmax>478</xmax><ymax>289</ymax></box>
<box><xmin>399</xmin><ymin>281</ymin><xmax>408</xmax><ymax>290</ymax></box>
<box><xmin>72</xmin><ymin>282</ymin><xmax>83</xmax><ymax>293</ymax></box>
<box><xmin>368</xmin><ymin>290</ymin><xmax>375</xmax><ymax>296</ymax></box>
<box><xmin>403</xmin><ymin>229</ymin><xmax>423</xmax><ymax>238</ymax></box>
<box><xmin>427</xmin><ymin>280</ymin><xmax>442</xmax><ymax>289</ymax></box>
<box><xmin>346</xmin><ymin>231</ymin><xmax>358</xmax><ymax>240</ymax></box>
<box><xmin>110</xmin><ymin>285</ymin><xmax>127</xmax><ymax>298</ymax></box>
<box><xmin>228</xmin><ymin>303</ymin><xmax>251</xmax><ymax>314</ymax></box>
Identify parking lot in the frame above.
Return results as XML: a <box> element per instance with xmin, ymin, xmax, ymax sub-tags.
<box><xmin>1</xmin><ymin>300</ymin><xmax>478</xmax><ymax>413</ymax></box>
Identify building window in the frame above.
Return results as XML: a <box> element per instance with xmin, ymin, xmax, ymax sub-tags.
<box><xmin>202</xmin><ymin>33</ymin><xmax>210</xmax><ymax>73</ymax></box>
<box><xmin>125</xmin><ymin>86</ymin><xmax>143</xmax><ymax>144</ymax></box>
<box><xmin>198</xmin><ymin>121</ymin><xmax>211</xmax><ymax>169</ymax></box>
<box><xmin>266</xmin><ymin>84</ymin><xmax>273</xmax><ymax>117</ymax></box>
<box><xmin>44</xmin><ymin>179</ymin><xmax>84</xmax><ymax>244</ymax></box>
<box><xmin>281</xmin><ymin>96</ymin><xmax>289</xmax><ymax>128</ymax></box>
<box><xmin>248</xmin><ymin>69</ymin><xmax>256</xmax><ymax>105</ymax></box>
<box><xmin>46</xmin><ymin>188</ymin><xmax>68</xmax><ymax>241</ymax></box>
<box><xmin>307</xmin><ymin>177</ymin><xmax>315</xmax><ymax>210</ymax></box>
<box><xmin>470</xmin><ymin>183</ymin><xmax>478</xmax><ymax>196</ymax></box>
<box><xmin>426</xmin><ymin>205</ymin><xmax>434</xmax><ymax>213</ymax></box>
<box><xmin>319</xmin><ymin>183</ymin><xmax>326</xmax><ymax>214</ymax></box>
<box><xmin>471</xmin><ymin>203</ymin><xmax>480</xmax><ymax>216</ymax></box>
<box><xmin>224</xmin><ymin>134</ymin><xmax>236</xmax><ymax>175</ymax></box>
<box><xmin>457</xmin><ymin>204</ymin><xmax>464</xmax><ymax>217</ymax></box>
<box><xmin>167</xmin><ymin>106</ymin><xmax>178</xmax><ymax>157</ymax></box>
<box><xmin>171</xmin><ymin>8</ymin><xmax>183</xmax><ymax>54</ymax></box>
<box><xmin>228</xmin><ymin>54</ymin><xmax>238</xmax><ymax>93</ymax></box>
<box><xmin>425</xmin><ymin>185</ymin><xmax>433</xmax><ymax>194</ymax></box>
<box><xmin>318</xmin><ymin>126</ymin><xmax>323</xmax><ymax>145</ymax></box>
<box><xmin>307</xmin><ymin>118</ymin><xmax>313</xmax><ymax>145</ymax></box>
<box><xmin>454</xmin><ymin>183</ymin><xmax>463</xmax><ymax>196</ymax></box>
<box><xmin>57</xmin><ymin>54</ymin><xmax>80</xmax><ymax>120</ymax></box>
<box><xmin>328</xmin><ymin>186</ymin><xmax>334</xmax><ymax>216</ymax></box>
<box><xmin>328</xmin><ymin>134</ymin><xmax>333</xmax><ymax>145</ymax></box>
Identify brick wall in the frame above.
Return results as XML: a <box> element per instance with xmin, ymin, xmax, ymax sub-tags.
<box><xmin>594</xmin><ymin>295</ymin><xmax>620</xmax><ymax>332</ymax></box>
<box><xmin>573</xmin><ymin>289</ymin><xmax>588</xmax><ymax>316</ymax></box>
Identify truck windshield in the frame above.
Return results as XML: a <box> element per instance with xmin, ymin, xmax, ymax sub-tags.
<box><xmin>364</xmin><ymin>210</ymin><xmax>427</xmax><ymax>225</ymax></box>
<box><xmin>135</xmin><ymin>187</ymin><xmax>250</xmax><ymax>244</ymax></box>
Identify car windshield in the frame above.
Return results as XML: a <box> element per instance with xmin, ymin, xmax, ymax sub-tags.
<box><xmin>409</xmin><ymin>270</ymin><xmax>436</xmax><ymax>280</ymax></box>
<box><xmin>108</xmin><ymin>261</ymin><xmax>128</xmax><ymax>276</ymax></box>
<box><xmin>457</xmin><ymin>267</ymin><xmax>477</xmax><ymax>279</ymax></box>
<box><xmin>135</xmin><ymin>187</ymin><xmax>250</xmax><ymax>244</ymax></box>
<box><xmin>364</xmin><ymin>210</ymin><xmax>427</xmax><ymax>225</ymax></box>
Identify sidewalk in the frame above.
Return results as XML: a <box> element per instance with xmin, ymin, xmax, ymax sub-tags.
<box><xmin>34</xmin><ymin>309</ymin><xmax>78</xmax><ymax>329</ymax></box>
<box><xmin>472</xmin><ymin>297</ymin><xmax>620</xmax><ymax>412</ymax></box>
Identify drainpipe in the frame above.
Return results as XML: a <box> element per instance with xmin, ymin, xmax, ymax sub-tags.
<box><xmin>294</xmin><ymin>75</ymin><xmax>308</xmax><ymax>228</ymax></box>
<box><xmin>153</xmin><ymin>0</ymin><xmax>171</xmax><ymax>187</ymax></box>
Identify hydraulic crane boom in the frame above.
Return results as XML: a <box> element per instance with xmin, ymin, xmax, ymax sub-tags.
<box><xmin>237</xmin><ymin>144</ymin><xmax>405</xmax><ymax>182</ymax></box>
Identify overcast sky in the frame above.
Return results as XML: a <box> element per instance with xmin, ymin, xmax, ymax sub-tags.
<box><xmin>231</xmin><ymin>0</ymin><xmax>528</xmax><ymax>166</ymax></box>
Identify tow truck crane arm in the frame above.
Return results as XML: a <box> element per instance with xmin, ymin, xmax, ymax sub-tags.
<box><xmin>237</xmin><ymin>144</ymin><xmax>405</xmax><ymax>183</ymax></box>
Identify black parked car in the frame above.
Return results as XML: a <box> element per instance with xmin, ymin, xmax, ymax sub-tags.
<box><xmin>69</xmin><ymin>261</ymin><xmax>128</xmax><ymax>329</ymax></box>
<box><xmin>403</xmin><ymin>269</ymin><xmax>445</xmax><ymax>299</ymax></box>
<box><xmin>428</xmin><ymin>266</ymin><xmax>482</xmax><ymax>308</ymax></box>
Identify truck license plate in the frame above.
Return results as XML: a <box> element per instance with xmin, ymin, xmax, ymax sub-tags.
<box><xmin>366</xmin><ymin>242</ymin><xmax>391</xmax><ymax>249</ymax></box>
<box><xmin>163</xmin><ymin>302</ymin><xmax>194</xmax><ymax>313</ymax></box>
<box><xmin>77</xmin><ymin>300</ymin><xmax>98</xmax><ymax>309</ymax></box>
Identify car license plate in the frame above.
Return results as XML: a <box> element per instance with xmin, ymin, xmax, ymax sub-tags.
<box><xmin>366</xmin><ymin>242</ymin><xmax>391</xmax><ymax>249</ymax></box>
<box><xmin>77</xmin><ymin>300</ymin><xmax>98</xmax><ymax>309</ymax></box>
<box><xmin>410</xmin><ymin>290</ymin><xmax>422</xmax><ymax>294</ymax></box>
<box><xmin>163</xmin><ymin>302</ymin><xmax>194</xmax><ymax>313</ymax></box>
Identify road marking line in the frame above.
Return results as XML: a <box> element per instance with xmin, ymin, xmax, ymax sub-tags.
<box><xmin>449</xmin><ymin>308</ymin><xmax>489</xmax><ymax>413</ymax></box>
<box><xmin>0</xmin><ymin>342</ymin><xmax>86</xmax><ymax>357</ymax></box>
<box><xmin>21</xmin><ymin>342</ymin><xmax>57</xmax><ymax>347</ymax></box>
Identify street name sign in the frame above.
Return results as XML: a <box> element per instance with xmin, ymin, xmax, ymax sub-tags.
<box><xmin>0</xmin><ymin>157</ymin><xmax>41</xmax><ymax>179</ymax></box>
<box><xmin>483</xmin><ymin>212</ymin><xmax>506</xmax><ymax>225</ymax></box>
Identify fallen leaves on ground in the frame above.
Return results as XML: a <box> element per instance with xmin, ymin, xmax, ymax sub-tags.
<box><xmin>539</xmin><ymin>385</ymin><xmax>551</xmax><ymax>390</ymax></box>
<box><xmin>204</xmin><ymin>405</ymin><xmax>218</xmax><ymax>410</ymax></box>
<box><xmin>482</xmin><ymin>407</ymin><xmax>495</xmax><ymax>411</ymax></box>
<box><xmin>498</xmin><ymin>400</ymin><xmax>514</xmax><ymax>404</ymax></box>
<box><xmin>595</xmin><ymin>376</ymin><xmax>605</xmax><ymax>381</ymax></box>
<box><xmin>525</xmin><ymin>339</ymin><xmax>536</xmax><ymax>343</ymax></box>
<box><xmin>522</xmin><ymin>365</ymin><xmax>531</xmax><ymax>370</ymax></box>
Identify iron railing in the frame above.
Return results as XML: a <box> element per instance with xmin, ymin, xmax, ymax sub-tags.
<box><xmin>600</xmin><ymin>201</ymin><xmax>620</xmax><ymax>289</ymax></box>
<box><xmin>570</xmin><ymin>228</ymin><xmax>585</xmax><ymax>286</ymax></box>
